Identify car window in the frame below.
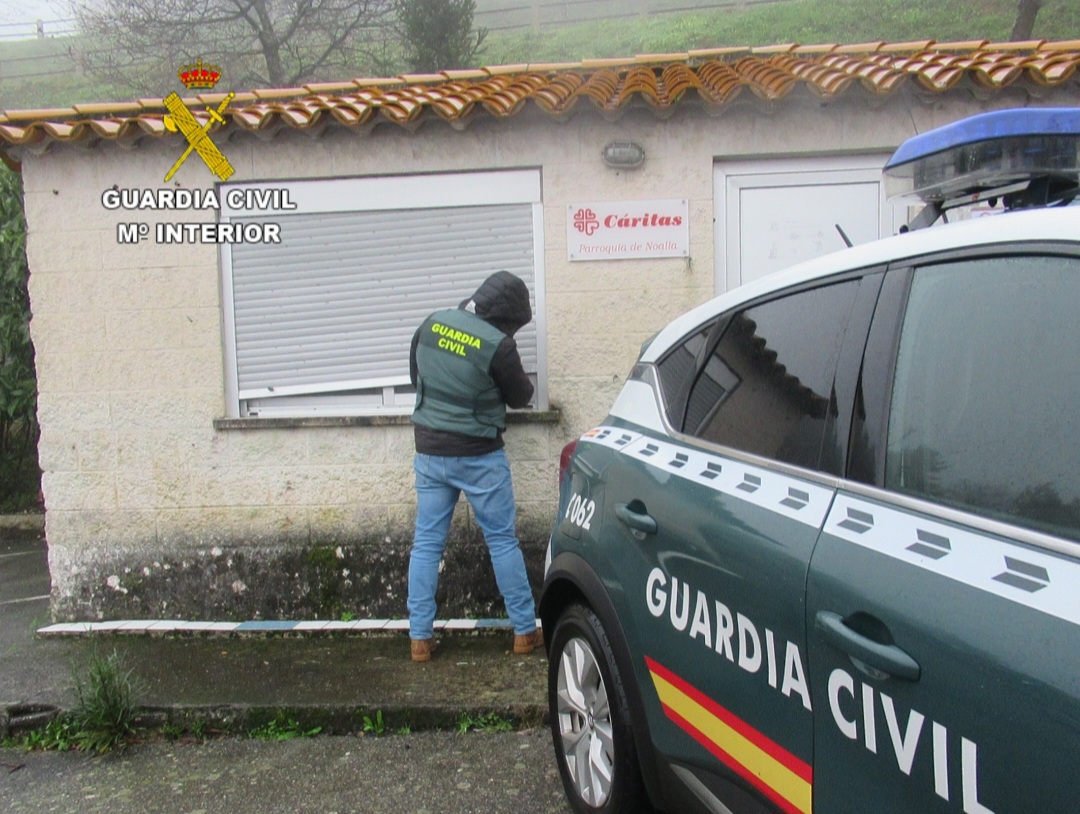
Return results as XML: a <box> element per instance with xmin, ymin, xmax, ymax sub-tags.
<box><xmin>886</xmin><ymin>255</ymin><xmax>1080</xmax><ymax>542</ymax></box>
<box><xmin>655</xmin><ymin>324</ymin><xmax>711</xmax><ymax>425</ymax></box>
<box><xmin>683</xmin><ymin>280</ymin><xmax>861</xmax><ymax>469</ymax></box>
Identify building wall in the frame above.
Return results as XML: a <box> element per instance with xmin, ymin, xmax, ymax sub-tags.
<box><xmin>21</xmin><ymin>89</ymin><xmax>1030</xmax><ymax>620</ymax></box>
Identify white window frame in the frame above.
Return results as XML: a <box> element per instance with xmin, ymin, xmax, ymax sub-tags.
<box><xmin>219</xmin><ymin>169</ymin><xmax>547</xmax><ymax>418</ymax></box>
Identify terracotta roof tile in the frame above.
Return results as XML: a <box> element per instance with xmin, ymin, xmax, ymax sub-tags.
<box><xmin>531</xmin><ymin>72</ymin><xmax>583</xmax><ymax>114</ymax></box>
<box><xmin>2</xmin><ymin>41</ymin><xmax>1078</xmax><ymax>154</ymax></box>
<box><xmin>792</xmin><ymin>43</ymin><xmax>841</xmax><ymax>55</ymax></box>
<box><xmin>1044</xmin><ymin>40</ymin><xmax>1080</xmax><ymax>51</ymax></box>
<box><xmin>986</xmin><ymin>39</ymin><xmax>1047</xmax><ymax>50</ymax></box>
<box><xmin>932</xmin><ymin>40</ymin><xmax>989</xmax><ymax>51</ymax></box>
<box><xmin>818</xmin><ymin>52</ymin><xmax>906</xmax><ymax>94</ymax></box>
<box><xmin>833</xmin><ymin>42</ymin><xmax>886</xmax><ymax>54</ymax></box>
<box><xmin>439</xmin><ymin>69</ymin><xmax>490</xmax><ymax>80</ymax></box>
<box><xmin>880</xmin><ymin>40</ymin><xmax>936</xmax><ymax>52</ymax></box>
<box><xmin>735</xmin><ymin>55</ymin><xmax>797</xmax><ymax>99</ymax></box>
<box><xmin>751</xmin><ymin>43</ymin><xmax>799</xmax><ymax>54</ymax></box>
<box><xmin>353</xmin><ymin>76</ymin><xmax>406</xmax><ymax>88</ymax></box>
<box><xmin>524</xmin><ymin>61</ymin><xmax>582</xmax><ymax>72</ymax></box>
<box><xmin>660</xmin><ymin>64</ymin><xmax>702</xmax><ymax>103</ymax></box>
<box><xmin>302</xmin><ymin>81</ymin><xmax>359</xmax><ymax>94</ymax></box>
<box><xmin>688</xmin><ymin>46</ymin><xmax>751</xmax><ymax>60</ymax></box>
<box><xmin>483</xmin><ymin>63</ymin><xmax>530</xmax><ymax>76</ymax></box>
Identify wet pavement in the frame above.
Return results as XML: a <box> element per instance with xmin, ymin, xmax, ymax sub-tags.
<box><xmin>0</xmin><ymin>519</ymin><xmax>548</xmax><ymax>736</ymax></box>
<box><xmin>0</xmin><ymin>730</ymin><xmax>571</xmax><ymax>814</ymax></box>
<box><xmin>0</xmin><ymin>518</ymin><xmax>569</xmax><ymax>813</ymax></box>
<box><xmin>2</xmin><ymin>516</ymin><xmax>548</xmax><ymax>734</ymax></box>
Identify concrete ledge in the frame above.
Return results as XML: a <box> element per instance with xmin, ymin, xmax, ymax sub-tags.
<box><xmin>142</xmin><ymin>701</ymin><xmax>548</xmax><ymax>736</ymax></box>
<box><xmin>213</xmin><ymin>409</ymin><xmax>561</xmax><ymax>430</ymax></box>
<box><xmin>6</xmin><ymin>631</ymin><xmax>549</xmax><ymax>739</ymax></box>
<box><xmin>37</xmin><ymin>617</ymin><xmax>530</xmax><ymax>637</ymax></box>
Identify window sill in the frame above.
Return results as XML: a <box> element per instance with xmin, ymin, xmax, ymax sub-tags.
<box><xmin>213</xmin><ymin>409</ymin><xmax>562</xmax><ymax>431</ymax></box>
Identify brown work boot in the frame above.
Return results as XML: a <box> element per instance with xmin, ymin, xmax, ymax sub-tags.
<box><xmin>411</xmin><ymin>638</ymin><xmax>437</xmax><ymax>663</ymax></box>
<box><xmin>513</xmin><ymin>629</ymin><xmax>544</xmax><ymax>655</ymax></box>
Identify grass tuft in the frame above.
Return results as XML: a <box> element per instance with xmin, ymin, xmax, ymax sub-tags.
<box><xmin>68</xmin><ymin>649</ymin><xmax>142</xmax><ymax>754</ymax></box>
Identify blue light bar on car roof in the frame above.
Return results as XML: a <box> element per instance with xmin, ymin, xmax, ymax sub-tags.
<box><xmin>884</xmin><ymin>108</ymin><xmax>1080</xmax><ymax>213</ymax></box>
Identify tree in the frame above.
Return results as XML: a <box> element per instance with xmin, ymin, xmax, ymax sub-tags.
<box><xmin>1010</xmin><ymin>0</ymin><xmax>1042</xmax><ymax>40</ymax></box>
<box><xmin>71</xmin><ymin>0</ymin><xmax>395</xmax><ymax>94</ymax></box>
<box><xmin>0</xmin><ymin>165</ymin><xmax>38</xmax><ymax>506</ymax></box>
<box><xmin>391</xmin><ymin>0</ymin><xmax>487</xmax><ymax>73</ymax></box>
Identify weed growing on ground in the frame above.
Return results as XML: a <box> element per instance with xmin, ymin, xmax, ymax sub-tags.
<box><xmin>249</xmin><ymin>713</ymin><xmax>322</xmax><ymax>741</ymax></box>
<box><xmin>3</xmin><ymin>717</ymin><xmax>80</xmax><ymax>751</ymax></box>
<box><xmin>68</xmin><ymin>649</ymin><xmax>141</xmax><ymax>753</ymax></box>
<box><xmin>361</xmin><ymin>710</ymin><xmax>386</xmax><ymax>736</ymax></box>
<box><xmin>456</xmin><ymin>712</ymin><xmax>513</xmax><ymax>735</ymax></box>
<box><xmin>162</xmin><ymin>716</ymin><xmax>211</xmax><ymax>742</ymax></box>
<box><xmin>5</xmin><ymin>650</ymin><xmax>142</xmax><ymax>753</ymax></box>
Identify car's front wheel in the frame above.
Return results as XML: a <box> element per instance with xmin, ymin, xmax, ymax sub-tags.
<box><xmin>548</xmin><ymin>603</ymin><xmax>652</xmax><ymax>814</ymax></box>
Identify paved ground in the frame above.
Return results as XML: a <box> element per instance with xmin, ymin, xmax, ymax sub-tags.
<box><xmin>0</xmin><ymin>521</ymin><xmax>548</xmax><ymax>734</ymax></box>
<box><xmin>0</xmin><ymin>730</ymin><xmax>571</xmax><ymax>814</ymax></box>
<box><xmin>0</xmin><ymin>520</ymin><xmax>570</xmax><ymax>813</ymax></box>
<box><xmin>0</xmin><ymin>519</ymin><xmax>66</xmax><ymax>710</ymax></box>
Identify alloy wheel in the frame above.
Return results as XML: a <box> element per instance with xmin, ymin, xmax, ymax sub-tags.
<box><xmin>555</xmin><ymin>635</ymin><xmax>615</xmax><ymax>807</ymax></box>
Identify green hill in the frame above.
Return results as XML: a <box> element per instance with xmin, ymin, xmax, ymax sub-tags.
<box><xmin>1</xmin><ymin>0</ymin><xmax>1078</xmax><ymax>111</ymax></box>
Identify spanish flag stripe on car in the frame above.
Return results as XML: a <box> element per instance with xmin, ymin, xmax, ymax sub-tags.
<box><xmin>646</xmin><ymin>656</ymin><xmax>813</xmax><ymax>814</ymax></box>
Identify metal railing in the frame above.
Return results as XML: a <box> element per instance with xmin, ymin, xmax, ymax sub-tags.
<box><xmin>0</xmin><ymin>17</ymin><xmax>76</xmax><ymax>40</ymax></box>
<box><xmin>473</xmin><ymin>0</ymin><xmax>783</xmax><ymax>32</ymax></box>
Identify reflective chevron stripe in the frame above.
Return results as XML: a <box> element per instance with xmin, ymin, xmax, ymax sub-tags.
<box><xmin>580</xmin><ymin>426</ymin><xmax>832</xmax><ymax>529</ymax></box>
<box><xmin>825</xmin><ymin>494</ymin><xmax>1080</xmax><ymax>627</ymax></box>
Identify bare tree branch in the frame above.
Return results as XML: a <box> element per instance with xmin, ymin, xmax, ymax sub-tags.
<box><xmin>71</xmin><ymin>0</ymin><xmax>394</xmax><ymax>94</ymax></box>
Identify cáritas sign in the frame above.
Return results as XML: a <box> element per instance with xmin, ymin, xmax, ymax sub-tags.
<box><xmin>567</xmin><ymin>199</ymin><xmax>689</xmax><ymax>261</ymax></box>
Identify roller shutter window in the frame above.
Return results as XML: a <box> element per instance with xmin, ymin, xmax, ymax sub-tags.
<box><xmin>219</xmin><ymin>171</ymin><xmax>545</xmax><ymax>417</ymax></box>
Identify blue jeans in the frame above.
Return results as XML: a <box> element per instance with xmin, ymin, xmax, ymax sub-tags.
<box><xmin>408</xmin><ymin>449</ymin><xmax>537</xmax><ymax>640</ymax></box>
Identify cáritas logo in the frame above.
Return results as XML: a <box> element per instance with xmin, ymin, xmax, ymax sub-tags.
<box><xmin>162</xmin><ymin>58</ymin><xmax>235</xmax><ymax>183</ymax></box>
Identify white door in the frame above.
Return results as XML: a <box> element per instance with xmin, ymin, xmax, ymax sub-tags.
<box><xmin>714</xmin><ymin>156</ymin><xmax>907</xmax><ymax>292</ymax></box>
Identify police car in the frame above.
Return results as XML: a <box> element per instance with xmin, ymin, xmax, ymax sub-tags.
<box><xmin>539</xmin><ymin>109</ymin><xmax>1080</xmax><ymax>814</ymax></box>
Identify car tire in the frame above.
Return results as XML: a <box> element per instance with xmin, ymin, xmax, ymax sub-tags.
<box><xmin>548</xmin><ymin>602</ymin><xmax>653</xmax><ymax>814</ymax></box>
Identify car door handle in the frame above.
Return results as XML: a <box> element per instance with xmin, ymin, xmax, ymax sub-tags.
<box><xmin>615</xmin><ymin>502</ymin><xmax>657</xmax><ymax>535</ymax></box>
<box><xmin>815</xmin><ymin>611</ymin><xmax>921</xmax><ymax>682</ymax></box>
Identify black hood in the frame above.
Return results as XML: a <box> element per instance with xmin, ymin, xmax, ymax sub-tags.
<box><xmin>459</xmin><ymin>271</ymin><xmax>532</xmax><ymax>336</ymax></box>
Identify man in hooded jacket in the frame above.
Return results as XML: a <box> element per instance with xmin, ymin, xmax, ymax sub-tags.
<box><xmin>406</xmin><ymin>270</ymin><xmax>542</xmax><ymax>662</ymax></box>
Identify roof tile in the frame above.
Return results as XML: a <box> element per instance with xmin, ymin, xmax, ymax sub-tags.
<box><xmin>252</xmin><ymin>87</ymin><xmax>309</xmax><ymax>100</ymax></box>
<box><xmin>751</xmin><ymin>43</ymin><xmax>798</xmax><ymax>54</ymax></box>
<box><xmin>792</xmin><ymin>43</ymin><xmax>840</xmax><ymax>54</ymax></box>
<box><xmin>880</xmin><ymin>40</ymin><xmax>936</xmax><ymax>52</ymax></box>
<box><xmin>2</xmin><ymin>41</ymin><xmax>1077</xmax><ymax>154</ymax></box>
<box><xmin>634</xmin><ymin>52</ymin><xmax>690</xmax><ymax>64</ymax></box>
<box><xmin>833</xmin><ymin>42</ymin><xmax>885</xmax><ymax>54</ymax></box>
<box><xmin>695</xmin><ymin>59</ymin><xmax>747</xmax><ymax>104</ymax></box>
<box><xmin>932</xmin><ymin>40</ymin><xmax>989</xmax><ymax>51</ymax></box>
<box><xmin>688</xmin><ymin>46</ymin><xmax>750</xmax><ymax>59</ymax></box>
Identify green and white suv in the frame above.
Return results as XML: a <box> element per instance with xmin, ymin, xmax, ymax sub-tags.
<box><xmin>540</xmin><ymin>109</ymin><xmax>1080</xmax><ymax>814</ymax></box>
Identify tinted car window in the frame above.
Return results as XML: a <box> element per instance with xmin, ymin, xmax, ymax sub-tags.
<box><xmin>886</xmin><ymin>255</ymin><xmax>1080</xmax><ymax>542</ymax></box>
<box><xmin>655</xmin><ymin>324</ymin><xmax>711</xmax><ymax>426</ymax></box>
<box><xmin>684</xmin><ymin>280</ymin><xmax>860</xmax><ymax>469</ymax></box>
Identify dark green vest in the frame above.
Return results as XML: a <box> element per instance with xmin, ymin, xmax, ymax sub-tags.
<box><xmin>413</xmin><ymin>308</ymin><xmax>507</xmax><ymax>438</ymax></box>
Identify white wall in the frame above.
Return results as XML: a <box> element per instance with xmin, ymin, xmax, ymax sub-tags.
<box><xmin>20</xmin><ymin>90</ymin><xmax>1037</xmax><ymax>618</ymax></box>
